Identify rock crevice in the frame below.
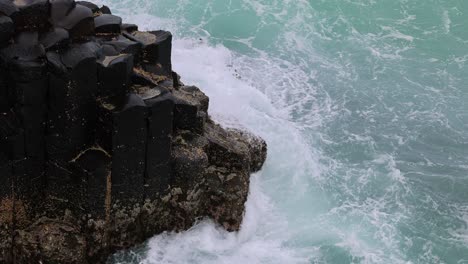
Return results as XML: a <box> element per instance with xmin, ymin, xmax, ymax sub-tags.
<box><xmin>0</xmin><ymin>1</ymin><xmax>267</xmax><ymax>263</ymax></box>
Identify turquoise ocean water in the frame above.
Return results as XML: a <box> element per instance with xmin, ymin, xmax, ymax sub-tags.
<box><xmin>98</xmin><ymin>0</ymin><xmax>468</xmax><ymax>263</ymax></box>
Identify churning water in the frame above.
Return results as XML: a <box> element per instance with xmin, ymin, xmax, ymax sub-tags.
<box><xmin>98</xmin><ymin>0</ymin><xmax>468</xmax><ymax>263</ymax></box>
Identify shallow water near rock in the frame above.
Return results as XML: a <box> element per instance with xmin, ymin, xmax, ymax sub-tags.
<box><xmin>100</xmin><ymin>0</ymin><xmax>468</xmax><ymax>263</ymax></box>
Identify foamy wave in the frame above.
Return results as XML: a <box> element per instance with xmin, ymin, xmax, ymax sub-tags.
<box><xmin>96</xmin><ymin>2</ymin><xmax>322</xmax><ymax>263</ymax></box>
<box><xmin>98</xmin><ymin>1</ymin><xmax>468</xmax><ymax>263</ymax></box>
<box><xmin>140</xmin><ymin>176</ymin><xmax>307</xmax><ymax>264</ymax></box>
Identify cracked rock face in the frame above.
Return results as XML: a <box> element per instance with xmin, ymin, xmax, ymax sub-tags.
<box><xmin>0</xmin><ymin>0</ymin><xmax>267</xmax><ymax>263</ymax></box>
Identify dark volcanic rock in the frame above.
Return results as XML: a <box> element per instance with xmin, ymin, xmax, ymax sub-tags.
<box><xmin>51</xmin><ymin>1</ymin><xmax>94</xmax><ymax>38</ymax></box>
<box><xmin>49</xmin><ymin>0</ymin><xmax>76</xmax><ymax>22</ymax></box>
<box><xmin>102</xmin><ymin>35</ymin><xmax>141</xmax><ymax>59</ymax></box>
<box><xmin>39</xmin><ymin>27</ymin><xmax>70</xmax><ymax>50</ymax></box>
<box><xmin>13</xmin><ymin>219</ymin><xmax>87</xmax><ymax>263</ymax></box>
<box><xmin>0</xmin><ymin>1</ymin><xmax>268</xmax><ymax>263</ymax></box>
<box><xmin>76</xmin><ymin>0</ymin><xmax>98</xmax><ymax>12</ymax></box>
<box><xmin>0</xmin><ymin>0</ymin><xmax>19</xmax><ymax>17</ymax></box>
<box><xmin>97</xmin><ymin>53</ymin><xmax>133</xmax><ymax>97</ymax></box>
<box><xmin>0</xmin><ymin>15</ymin><xmax>13</xmax><ymax>45</ymax></box>
<box><xmin>173</xmin><ymin>86</ymin><xmax>209</xmax><ymax>134</ymax></box>
<box><xmin>94</xmin><ymin>14</ymin><xmax>121</xmax><ymax>34</ymax></box>
<box><xmin>121</xmin><ymin>23</ymin><xmax>137</xmax><ymax>33</ymax></box>
<box><xmin>99</xmin><ymin>5</ymin><xmax>111</xmax><ymax>14</ymax></box>
<box><xmin>47</xmin><ymin>42</ymin><xmax>99</xmax><ymax>163</ymax></box>
<box><xmin>12</xmin><ymin>0</ymin><xmax>50</xmax><ymax>30</ymax></box>
<box><xmin>107</xmin><ymin>94</ymin><xmax>147</xmax><ymax>204</ymax></box>
<box><xmin>144</xmin><ymin>92</ymin><xmax>174</xmax><ymax>198</ymax></box>
<box><xmin>125</xmin><ymin>30</ymin><xmax>173</xmax><ymax>76</ymax></box>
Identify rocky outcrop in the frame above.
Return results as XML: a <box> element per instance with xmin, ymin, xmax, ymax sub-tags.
<box><xmin>0</xmin><ymin>1</ymin><xmax>267</xmax><ymax>263</ymax></box>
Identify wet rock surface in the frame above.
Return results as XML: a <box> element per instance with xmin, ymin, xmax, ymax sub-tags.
<box><xmin>0</xmin><ymin>1</ymin><xmax>267</xmax><ymax>263</ymax></box>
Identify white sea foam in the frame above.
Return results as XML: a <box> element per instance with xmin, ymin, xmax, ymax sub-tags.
<box><xmin>97</xmin><ymin>1</ymin><xmax>468</xmax><ymax>263</ymax></box>
<box><xmin>451</xmin><ymin>206</ymin><xmax>468</xmax><ymax>248</ymax></box>
<box><xmin>461</xmin><ymin>210</ymin><xmax>468</xmax><ymax>246</ymax></box>
<box><xmin>98</xmin><ymin>4</ymin><xmax>322</xmax><ymax>263</ymax></box>
<box><xmin>442</xmin><ymin>10</ymin><xmax>451</xmax><ymax>34</ymax></box>
<box><xmin>105</xmin><ymin>2</ymin><xmax>399</xmax><ymax>262</ymax></box>
<box><xmin>140</xmin><ymin>175</ymin><xmax>308</xmax><ymax>264</ymax></box>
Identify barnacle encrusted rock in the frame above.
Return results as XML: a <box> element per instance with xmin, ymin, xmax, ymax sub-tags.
<box><xmin>0</xmin><ymin>0</ymin><xmax>267</xmax><ymax>263</ymax></box>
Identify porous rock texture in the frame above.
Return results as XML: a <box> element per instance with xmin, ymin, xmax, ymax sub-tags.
<box><xmin>0</xmin><ymin>1</ymin><xmax>267</xmax><ymax>263</ymax></box>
